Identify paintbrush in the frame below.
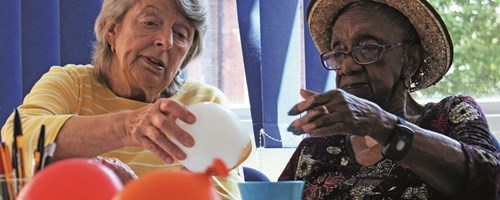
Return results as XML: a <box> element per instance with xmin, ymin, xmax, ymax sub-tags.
<box><xmin>41</xmin><ymin>143</ymin><xmax>56</xmax><ymax>168</ymax></box>
<box><xmin>12</xmin><ymin>109</ymin><xmax>25</xmax><ymax>188</ymax></box>
<box><xmin>34</xmin><ymin>125</ymin><xmax>45</xmax><ymax>173</ymax></box>
<box><xmin>1</xmin><ymin>144</ymin><xmax>15</xmax><ymax>200</ymax></box>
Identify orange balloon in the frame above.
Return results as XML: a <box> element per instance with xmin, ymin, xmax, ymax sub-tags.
<box><xmin>18</xmin><ymin>158</ymin><xmax>123</xmax><ymax>200</ymax></box>
<box><xmin>115</xmin><ymin>158</ymin><xmax>228</xmax><ymax>200</ymax></box>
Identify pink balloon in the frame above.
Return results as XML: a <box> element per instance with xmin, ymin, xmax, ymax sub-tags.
<box><xmin>18</xmin><ymin>158</ymin><xmax>123</xmax><ymax>200</ymax></box>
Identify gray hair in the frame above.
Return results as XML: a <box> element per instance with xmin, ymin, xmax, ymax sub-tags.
<box><xmin>91</xmin><ymin>0</ymin><xmax>207</xmax><ymax>98</ymax></box>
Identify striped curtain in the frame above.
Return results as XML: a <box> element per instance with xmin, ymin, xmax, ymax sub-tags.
<box><xmin>0</xmin><ymin>0</ymin><xmax>102</xmax><ymax>123</ymax></box>
<box><xmin>236</xmin><ymin>0</ymin><xmax>333</xmax><ymax>148</ymax></box>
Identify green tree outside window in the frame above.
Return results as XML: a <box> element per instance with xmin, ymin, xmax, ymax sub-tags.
<box><xmin>415</xmin><ymin>0</ymin><xmax>499</xmax><ymax>100</ymax></box>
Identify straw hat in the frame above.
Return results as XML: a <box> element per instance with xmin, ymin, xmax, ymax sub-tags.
<box><xmin>307</xmin><ymin>0</ymin><xmax>453</xmax><ymax>91</ymax></box>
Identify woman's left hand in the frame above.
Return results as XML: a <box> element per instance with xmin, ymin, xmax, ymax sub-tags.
<box><xmin>287</xmin><ymin>89</ymin><xmax>396</xmax><ymax>143</ymax></box>
<box><xmin>92</xmin><ymin>156</ymin><xmax>138</xmax><ymax>184</ymax></box>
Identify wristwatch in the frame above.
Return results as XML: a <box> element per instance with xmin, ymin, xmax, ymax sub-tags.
<box><xmin>381</xmin><ymin>117</ymin><xmax>414</xmax><ymax>161</ymax></box>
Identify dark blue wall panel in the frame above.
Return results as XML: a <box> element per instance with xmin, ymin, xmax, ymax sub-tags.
<box><xmin>0</xmin><ymin>1</ymin><xmax>23</xmax><ymax>123</ymax></box>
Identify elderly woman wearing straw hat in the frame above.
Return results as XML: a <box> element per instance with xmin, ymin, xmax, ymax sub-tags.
<box><xmin>280</xmin><ymin>0</ymin><xmax>499</xmax><ymax>199</ymax></box>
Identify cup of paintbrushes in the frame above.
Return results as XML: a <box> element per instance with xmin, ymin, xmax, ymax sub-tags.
<box><xmin>0</xmin><ymin>176</ymin><xmax>30</xmax><ymax>200</ymax></box>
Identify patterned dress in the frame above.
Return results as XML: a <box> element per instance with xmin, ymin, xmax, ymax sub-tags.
<box><xmin>278</xmin><ymin>95</ymin><xmax>499</xmax><ymax>200</ymax></box>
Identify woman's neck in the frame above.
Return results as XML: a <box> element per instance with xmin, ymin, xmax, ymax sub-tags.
<box><xmin>404</xmin><ymin>94</ymin><xmax>425</xmax><ymax>123</ymax></box>
<box><xmin>106</xmin><ymin>62</ymin><xmax>157</xmax><ymax>103</ymax></box>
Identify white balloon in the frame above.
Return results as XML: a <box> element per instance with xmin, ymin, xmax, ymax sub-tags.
<box><xmin>175</xmin><ymin>102</ymin><xmax>252</xmax><ymax>172</ymax></box>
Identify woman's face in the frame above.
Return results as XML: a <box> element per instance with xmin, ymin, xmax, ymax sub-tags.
<box><xmin>331</xmin><ymin>8</ymin><xmax>409</xmax><ymax>106</ymax></box>
<box><xmin>107</xmin><ymin>0</ymin><xmax>194</xmax><ymax>101</ymax></box>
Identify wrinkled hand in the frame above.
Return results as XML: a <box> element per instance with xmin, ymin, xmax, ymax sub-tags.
<box><xmin>287</xmin><ymin>89</ymin><xmax>395</xmax><ymax>141</ymax></box>
<box><xmin>93</xmin><ymin>156</ymin><xmax>138</xmax><ymax>184</ymax></box>
<box><xmin>123</xmin><ymin>98</ymin><xmax>196</xmax><ymax>164</ymax></box>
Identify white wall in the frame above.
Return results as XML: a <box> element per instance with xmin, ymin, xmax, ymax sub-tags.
<box><xmin>241</xmin><ymin>146</ymin><xmax>295</xmax><ymax>181</ymax></box>
<box><xmin>480</xmin><ymin>101</ymin><xmax>500</xmax><ymax>133</ymax></box>
<box><xmin>238</xmin><ymin>119</ymin><xmax>295</xmax><ymax>181</ymax></box>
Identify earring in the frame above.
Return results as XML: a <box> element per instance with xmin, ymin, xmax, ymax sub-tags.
<box><xmin>111</xmin><ymin>44</ymin><xmax>116</xmax><ymax>53</ymax></box>
<box><xmin>404</xmin><ymin>75</ymin><xmax>412</xmax><ymax>90</ymax></box>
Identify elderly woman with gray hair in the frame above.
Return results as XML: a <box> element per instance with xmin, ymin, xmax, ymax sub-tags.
<box><xmin>1</xmin><ymin>0</ymin><xmax>242</xmax><ymax>199</ymax></box>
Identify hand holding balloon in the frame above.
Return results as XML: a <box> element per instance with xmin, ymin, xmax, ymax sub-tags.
<box><xmin>174</xmin><ymin>102</ymin><xmax>252</xmax><ymax>172</ymax></box>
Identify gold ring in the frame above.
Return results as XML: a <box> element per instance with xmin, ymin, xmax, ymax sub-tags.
<box><xmin>322</xmin><ymin>105</ymin><xmax>330</xmax><ymax>114</ymax></box>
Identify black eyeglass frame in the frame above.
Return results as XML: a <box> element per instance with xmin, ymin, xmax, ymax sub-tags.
<box><xmin>320</xmin><ymin>42</ymin><xmax>410</xmax><ymax>70</ymax></box>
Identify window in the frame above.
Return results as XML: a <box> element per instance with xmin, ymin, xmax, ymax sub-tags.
<box><xmin>412</xmin><ymin>0</ymin><xmax>500</xmax><ymax>134</ymax></box>
<box><xmin>412</xmin><ymin>0</ymin><xmax>499</xmax><ymax>101</ymax></box>
<box><xmin>184</xmin><ymin>0</ymin><xmax>249</xmax><ymax>109</ymax></box>
<box><xmin>184</xmin><ymin>0</ymin><xmax>500</xmax><ymax>138</ymax></box>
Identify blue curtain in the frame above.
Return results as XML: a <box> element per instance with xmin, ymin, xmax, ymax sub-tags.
<box><xmin>0</xmin><ymin>1</ymin><xmax>23</xmax><ymax>125</ymax></box>
<box><xmin>236</xmin><ymin>0</ymin><xmax>331</xmax><ymax>147</ymax></box>
<box><xmin>236</xmin><ymin>0</ymin><xmax>301</xmax><ymax>148</ymax></box>
<box><xmin>0</xmin><ymin>0</ymin><xmax>102</xmax><ymax>123</ymax></box>
<box><xmin>302</xmin><ymin>0</ymin><xmax>335</xmax><ymax>92</ymax></box>
<box><xmin>237</xmin><ymin>0</ymin><xmax>264</xmax><ymax>146</ymax></box>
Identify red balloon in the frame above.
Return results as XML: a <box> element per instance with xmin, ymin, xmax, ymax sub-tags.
<box><xmin>18</xmin><ymin>158</ymin><xmax>123</xmax><ymax>200</ymax></box>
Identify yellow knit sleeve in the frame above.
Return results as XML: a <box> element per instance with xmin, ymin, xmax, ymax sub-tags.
<box><xmin>1</xmin><ymin>65</ymin><xmax>82</xmax><ymax>177</ymax></box>
<box><xmin>173</xmin><ymin>78</ymin><xmax>227</xmax><ymax>106</ymax></box>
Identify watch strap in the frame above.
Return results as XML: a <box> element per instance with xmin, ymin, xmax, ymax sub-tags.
<box><xmin>381</xmin><ymin>117</ymin><xmax>414</xmax><ymax>160</ymax></box>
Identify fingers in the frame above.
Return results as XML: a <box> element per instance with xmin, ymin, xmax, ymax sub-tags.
<box><xmin>288</xmin><ymin>89</ymin><xmax>343</xmax><ymax>116</ymax></box>
<box><xmin>137</xmin><ymin>132</ymin><xmax>183</xmax><ymax>164</ymax></box>
<box><xmin>300</xmin><ymin>88</ymin><xmax>317</xmax><ymax>99</ymax></box>
<box><xmin>157</xmin><ymin>98</ymin><xmax>196</xmax><ymax>124</ymax></box>
<box><xmin>150</xmin><ymin>112</ymin><xmax>194</xmax><ymax>148</ymax></box>
<box><xmin>287</xmin><ymin>108</ymin><xmax>345</xmax><ymax>136</ymax></box>
<box><xmin>309</xmin><ymin>122</ymin><xmax>346</xmax><ymax>137</ymax></box>
<box><xmin>286</xmin><ymin>89</ymin><xmax>356</xmax><ymax>136</ymax></box>
<box><xmin>321</xmin><ymin>105</ymin><xmax>330</xmax><ymax>114</ymax></box>
<box><xmin>286</xmin><ymin>89</ymin><xmax>391</xmax><ymax>139</ymax></box>
<box><xmin>154</xmin><ymin>99</ymin><xmax>195</xmax><ymax>148</ymax></box>
<box><xmin>125</xmin><ymin>98</ymin><xmax>197</xmax><ymax>164</ymax></box>
<box><xmin>288</xmin><ymin>89</ymin><xmax>320</xmax><ymax>115</ymax></box>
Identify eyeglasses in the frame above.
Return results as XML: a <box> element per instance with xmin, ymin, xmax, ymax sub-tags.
<box><xmin>320</xmin><ymin>42</ymin><xmax>408</xmax><ymax>70</ymax></box>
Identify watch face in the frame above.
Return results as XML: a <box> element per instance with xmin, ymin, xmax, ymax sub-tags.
<box><xmin>394</xmin><ymin>124</ymin><xmax>413</xmax><ymax>149</ymax></box>
<box><xmin>394</xmin><ymin>125</ymin><xmax>413</xmax><ymax>151</ymax></box>
<box><xmin>382</xmin><ymin>121</ymin><xmax>414</xmax><ymax>160</ymax></box>
<box><xmin>395</xmin><ymin>140</ymin><xmax>407</xmax><ymax>151</ymax></box>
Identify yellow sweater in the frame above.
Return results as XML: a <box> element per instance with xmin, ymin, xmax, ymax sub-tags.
<box><xmin>1</xmin><ymin>64</ymin><xmax>242</xmax><ymax>199</ymax></box>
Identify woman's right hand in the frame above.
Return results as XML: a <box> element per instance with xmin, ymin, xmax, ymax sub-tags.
<box><xmin>287</xmin><ymin>89</ymin><xmax>396</xmax><ymax>143</ymax></box>
<box><xmin>123</xmin><ymin>98</ymin><xmax>196</xmax><ymax>164</ymax></box>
